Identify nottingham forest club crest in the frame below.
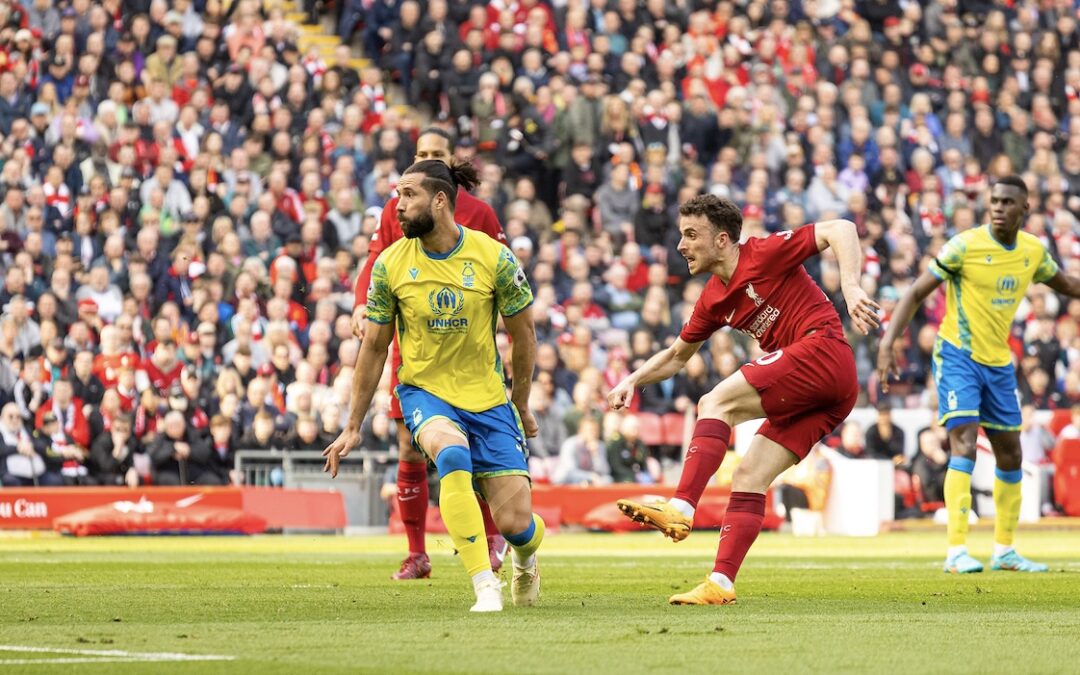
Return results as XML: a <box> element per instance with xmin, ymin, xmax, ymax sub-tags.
<box><xmin>462</xmin><ymin>262</ymin><xmax>476</xmax><ymax>288</ymax></box>
<box><xmin>427</xmin><ymin>287</ymin><xmax>469</xmax><ymax>333</ymax></box>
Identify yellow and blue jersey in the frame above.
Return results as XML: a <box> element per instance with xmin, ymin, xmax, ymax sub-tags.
<box><xmin>929</xmin><ymin>225</ymin><xmax>1058</xmax><ymax>367</ymax></box>
<box><xmin>366</xmin><ymin>225</ymin><xmax>533</xmax><ymax>412</ymax></box>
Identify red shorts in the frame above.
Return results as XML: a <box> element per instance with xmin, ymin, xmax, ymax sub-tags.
<box><xmin>740</xmin><ymin>330</ymin><xmax>858</xmax><ymax>461</ymax></box>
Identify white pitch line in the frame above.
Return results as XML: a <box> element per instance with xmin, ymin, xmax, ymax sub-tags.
<box><xmin>0</xmin><ymin>658</ymin><xmax>209</xmax><ymax>665</ymax></box>
<box><xmin>0</xmin><ymin>645</ymin><xmax>234</xmax><ymax>662</ymax></box>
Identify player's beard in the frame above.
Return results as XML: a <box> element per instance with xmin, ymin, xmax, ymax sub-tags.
<box><xmin>400</xmin><ymin>207</ymin><xmax>436</xmax><ymax>239</ymax></box>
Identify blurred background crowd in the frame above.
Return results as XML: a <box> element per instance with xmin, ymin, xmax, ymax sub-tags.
<box><xmin>1</xmin><ymin>0</ymin><xmax>1079</xmax><ymax>494</ymax></box>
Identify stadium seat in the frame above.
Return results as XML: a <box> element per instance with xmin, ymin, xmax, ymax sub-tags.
<box><xmin>636</xmin><ymin>413</ymin><xmax>664</xmax><ymax>447</ymax></box>
<box><xmin>1054</xmin><ymin>463</ymin><xmax>1080</xmax><ymax>517</ymax></box>
<box><xmin>1048</xmin><ymin>409</ymin><xmax>1073</xmax><ymax>437</ymax></box>
<box><xmin>1053</xmin><ymin>438</ymin><xmax>1080</xmax><ymax>517</ymax></box>
<box><xmin>1051</xmin><ymin>438</ymin><xmax>1080</xmax><ymax>467</ymax></box>
<box><xmin>660</xmin><ymin>413</ymin><xmax>686</xmax><ymax>447</ymax></box>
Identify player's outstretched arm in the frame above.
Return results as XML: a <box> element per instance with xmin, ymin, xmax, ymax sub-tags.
<box><xmin>876</xmin><ymin>270</ymin><xmax>943</xmax><ymax>392</ymax></box>
<box><xmin>323</xmin><ymin>319</ymin><xmax>394</xmax><ymax>477</ymax></box>
<box><xmin>504</xmin><ymin>305</ymin><xmax>539</xmax><ymax>438</ymax></box>
<box><xmin>608</xmin><ymin>337</ymin><xmax>703</xmax><ymax>410</ymax></box>
<box><xmin>1043</xmin><ymin>270</ymin><xmax>1080</xmax><ymax>299</ymax></box>
<box><xmin>814</xmin><ymin>218</ymin><xmax>881</xmax><ymax>335</ymax></box>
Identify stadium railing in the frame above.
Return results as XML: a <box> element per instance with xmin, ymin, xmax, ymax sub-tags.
<box><xmin>234</xmin><ymin>449</ymin><xmax>392</xmax><ymax>528</ymax></box>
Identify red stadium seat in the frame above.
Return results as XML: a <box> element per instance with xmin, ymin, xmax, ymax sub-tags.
<box><xmin>1054</xmin><ymin>463</ymin><xmax>1080</xmax><ymax>517</ymax></box>
<box><xmin>1051</xmin><ymin>438</ymin><xmax>1080</xmax><ymax>468</ymax></box>
<box><xmin>1048</xmin><ymin>409</ymin><xmax>1073</xmax><ymax>437</ymax></box>
<box><xmin>660</xmin><ymin>413</ymin><xmax>686</xmax><ymax>447</ymax></box>
<box><xmin>636</xmin><ymin>413</ymin><xmax>664</xmax><ymax>447</ymax></box>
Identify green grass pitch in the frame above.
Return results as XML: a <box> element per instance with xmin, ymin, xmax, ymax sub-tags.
<box><xmin>2</xmin><ymin>529</ymin><xmax>1079</xmax><ymax>674</ymax></box>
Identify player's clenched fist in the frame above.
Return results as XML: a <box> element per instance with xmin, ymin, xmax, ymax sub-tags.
<box><xmin>517</xmin><ymin>407</ymin><xmax>539</xmax><ymax>438</ymax></box>
<box><xmin>607</xmin><ymin>379</ymin><xmax>634</xmax><ymax>410</ymax></box>
<box><xmin>323</xmin><ymin>427</ymin><xmax>360</xmax><ymax>478</ymax></box>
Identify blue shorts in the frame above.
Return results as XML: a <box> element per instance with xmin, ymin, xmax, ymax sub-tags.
<box><xmin>395</xmin><ymin>385</ymin><xmax>529</xmax><ymax>479</ymax></box>
<box><xmin>931</xmin><ymin>338</ymin><xmax>1021</xmax><ymax>431</ymax></box>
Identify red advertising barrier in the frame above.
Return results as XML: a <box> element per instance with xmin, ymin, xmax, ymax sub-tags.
<box><xmin>0</xmin><ymin>487</ymin><xmax>346</xmax><ymax>531</ymax></box>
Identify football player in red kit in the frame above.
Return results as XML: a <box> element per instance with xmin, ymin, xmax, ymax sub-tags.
<box><xmin>609</xmin><ymin>195</ymin><xmax>880</xmax><ymax>605</ymax></box>
<box><xmin>352</xmin><ymin>128</ymin><xmax>508</xmax><ymax>580</ymax></box>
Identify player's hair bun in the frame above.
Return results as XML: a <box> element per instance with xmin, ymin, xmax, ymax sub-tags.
<box><xmin>446</xmin><ymin>158</ymin><xmax>479</xmax><ymax>193</ymax></box>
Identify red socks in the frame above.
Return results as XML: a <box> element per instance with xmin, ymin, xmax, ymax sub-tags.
<box><xmin>480</xmin><ymin>498</ymin><xmax>500</xmax><ymax>537</ymax></box>
<box><xmin>712</xmin><ymin>491</ymin><xmax>766</xmax><ymax>582</ymax></box>
<box><xmin>397</xmin><ymin>461</ymin><xmax>429</xmax><ymax>554</ymax></box>
<box><xmin>674</xmin><ymin>418</ymin><xmax>731</xmax><ymax>508</ymax></box>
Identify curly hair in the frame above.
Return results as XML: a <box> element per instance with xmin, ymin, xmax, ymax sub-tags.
<box><xmin>678</xmin><ymin>194</ymin><xmax>742</xmax><ymax>242</ymax></box>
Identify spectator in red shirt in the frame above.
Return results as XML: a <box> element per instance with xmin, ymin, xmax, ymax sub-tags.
<box><xmin>35</xmin><ymin>377</ymin><xmax>89</xmax><ymax>450</ymax></box>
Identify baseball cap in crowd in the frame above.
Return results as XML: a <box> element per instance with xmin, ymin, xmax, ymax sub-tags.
<box><xmin>61</xmin><ymin>7</ymin><xmax>76</xmax><ymax>18</ymax></box>
<box><xmin>879</xmin><ymin>286</ymin><xmax>900</xmax><ymax>302</ymax></box>
<box><xmin>510</xmin><ymin>236</ymin><xmax>533</xmax><ymax>253</ymax></box>
<box><xmin>743</xmin><ymin>204</ymin><xmax>764</xmax><ymax>220</ymax></box>
<box><xmin>257</xmin><ymin>363</ymin><xmax>274</xmax><ymax>377</ymax></box>
<box><xmin>910</xmin><ymin>63</ymin><xmax>929</xmax><ymax>78</ymax></box>
<box><xmin>77</xmin><ymin>298</ymin><xmax>98</xmax><ymax>313</ymax></box>
<box><xmin>164</xmin><ymin>10</ymin><xmax>183</xmax><ymax>24</ymax></box>
<box><xmin>75</xmin><ymin>75</ymin><xmax>89</xmax><ymax>87</ymax></box>
<box><xmin>30</xmin><ymin>102</ymin><xmax>49</xmax><ymax>117</ymax></box>
<box><xmin>14</xmin><ymin>29</ymin><xmax>32</xmax><ymax>43</ymax></box>
<box><xmin>883</xmin><ymin>16</ymin><xmax>900</xmax><ymax>28</ymax></box>
<box><xmin>364</xmin><ymin>206</ymin><xmax>382</xmax><ymax>220</ymax></box>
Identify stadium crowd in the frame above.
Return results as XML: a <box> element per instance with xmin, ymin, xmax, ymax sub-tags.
<box><xmin>0</xmin><ymin>0</ymin><xmax>1079</xmax><ymax>497</ymax></box>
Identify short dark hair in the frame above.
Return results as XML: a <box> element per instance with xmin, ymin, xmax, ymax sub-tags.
<box><xmin>993</xmin><ymin>175</ymin><xmax>1028</xmax><ymax>196</ymax></box>
<box><xmin>416</xmin><ymin>127</ymin><xmax>453</xmax><ymax>145</ymax></box>
<box><xmin>678</xmin><ymin>194</ymin><xmax>742</xmax><ymax>241</ymax></box>
<box><xmin>402</xmin><ymin>158</ymin><xmax>480</xmax><ymax>209</ymax></box>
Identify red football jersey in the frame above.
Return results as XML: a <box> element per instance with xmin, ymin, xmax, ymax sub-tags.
<box><xmin>680</xmin><ymin>225</ymin><xmax>843</xmax><ymax>352</ymax></box>
<box><xmin>353</xmin><ymin>187</ymin><xmax>506</xmax><ymax>307</ymax></box>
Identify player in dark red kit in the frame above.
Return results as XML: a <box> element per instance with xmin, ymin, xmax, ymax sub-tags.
<box><xmin>352</xmin><ymin>128</ymin><xmax>508</xmax><ymax>580</ymax></box>
<box><xmin>608</xmin><ymin>195</ymin><xmax>880</xmax><ymax>605</ymax></box>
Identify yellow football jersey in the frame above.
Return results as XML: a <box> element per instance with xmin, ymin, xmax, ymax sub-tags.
<box><xmin>366</xmin><ymin>226</ymin><xmax>533</xmax><ymax>412</ymax></box>
<box><xmin>929</xmin><ymin>225</ymin><xmax>1058</xmax><ymax>366</ymax></box>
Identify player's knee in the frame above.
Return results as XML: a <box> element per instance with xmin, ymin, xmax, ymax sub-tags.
<box><xmin>698</xmin><ymin>390</ymin><xmax>736</xmax><ymax>425</ymax></box>
<box><xmin>994</xmin><ymin>445</ymin><xmax>1022</xmax><ymax>471</ymax></box>
<box><xmin>496</xmin><ymin>505</ymin><xmax>532</xmax><ymax>536</ymax></box>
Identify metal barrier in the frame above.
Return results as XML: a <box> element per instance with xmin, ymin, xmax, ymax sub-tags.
<box><xmin>234</xmin><ymin>449</ymin><xmax>393</xmax><ymax>528</ymax></box>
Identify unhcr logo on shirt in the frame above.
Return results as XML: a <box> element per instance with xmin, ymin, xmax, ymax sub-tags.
<box><xmin>992</xmin><ymin>274</ymin><xmax>1019</xmax><ymax>307</ymax></box>
<box><xmin>427</xmin><ymin>287</ymin><xmax>469</xmax><ymax>332</ymax></box>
